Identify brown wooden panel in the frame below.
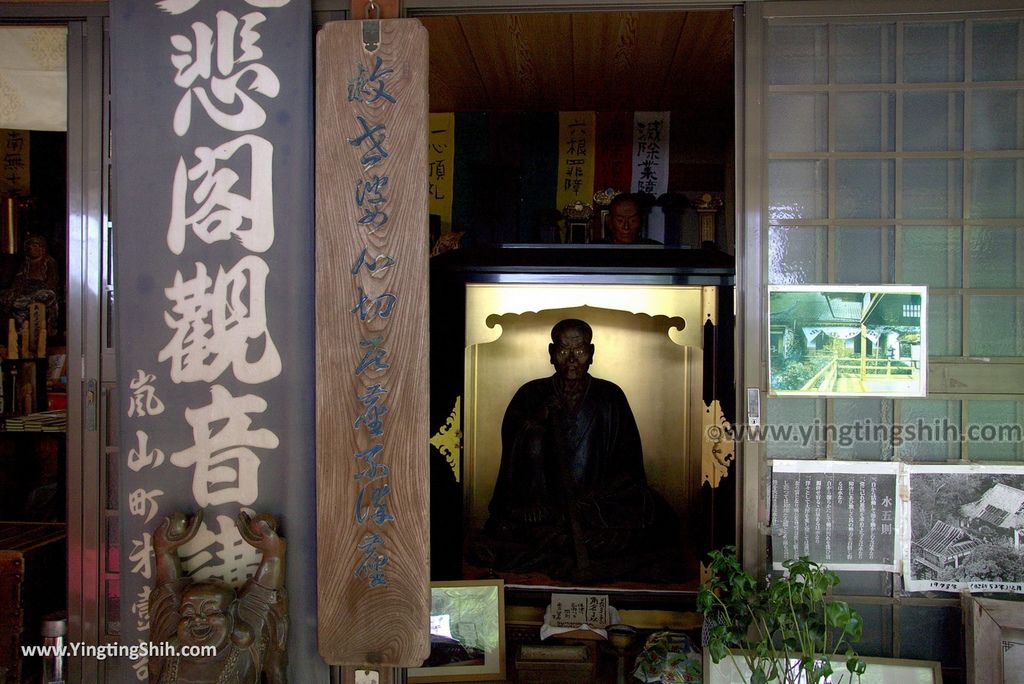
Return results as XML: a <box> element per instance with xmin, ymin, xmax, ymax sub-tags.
<box><xmin>316</xmin><ymin>18</ymin><xmax>430</xmax><ymax>667</ymax></box>
<box><xmin>351</xmin><ymin>0</ymin><xmax>399</xmax><ymax>20</ymax></box>
<box><xmin>420</xmin><ymin>16</ymin><xmax>483</xmax><ymax>113</ymax></box>
<box><xmin>420</xmin><ymin>10</ymin><xmax>734</xmax><ymax>116</ymax></box>
<box><xmin>572</xmin><ymin>12</ymin><xmax>690</xmax><ymax>113</ymax></box>
<box><xmin>666</xmin><ymin>12</ymin><xmax>735</xmax><ymax>114</ymax></box>
<box><xmin>460</xmin><ymin>13</ymin><xmax>573</xmax><ymax>111</ymax></box>
<box><xmin>0</xmin><ymin>551</ymin><xmax>24</xmax><ymax>684</ymax></box>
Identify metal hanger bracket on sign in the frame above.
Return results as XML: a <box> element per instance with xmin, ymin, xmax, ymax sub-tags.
<box><xmin>363</xmin><ymin>0</ymin><xmax>380</xmax><ymax>52</ymax></box>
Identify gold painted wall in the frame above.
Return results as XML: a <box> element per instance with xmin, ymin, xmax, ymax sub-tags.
<box><xmin>463</xmin><ymin>284</ymin><xmax>710</xmax><ymax>538</ymax></box>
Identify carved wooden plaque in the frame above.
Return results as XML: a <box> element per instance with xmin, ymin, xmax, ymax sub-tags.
<box><xmin>315</xmin><ymin>19</ymin><xmax>430</xmax><ymax>666</ymax></box>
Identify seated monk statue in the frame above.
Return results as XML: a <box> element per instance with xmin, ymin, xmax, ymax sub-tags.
<box><xmin>473</xmin><ymin>318</ymin><xmax>682</xmax><ymax>583</ymax></box>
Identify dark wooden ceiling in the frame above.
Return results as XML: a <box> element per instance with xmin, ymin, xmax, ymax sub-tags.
<box><xmin>419</xmin><ymin>10</ymin><xmax>734</xmax><ymax>119</ymax></box>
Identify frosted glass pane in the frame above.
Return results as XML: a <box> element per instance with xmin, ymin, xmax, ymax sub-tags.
<box><xmin>972</xmin><ymin>159</ymin><xmax>1024</xmax><ymax>218</ymax></box>
<box><xmin>973</xmin><ymin>20</ymin><xmax>1024</xmax><ymax>82</ymax></box>
<box><xmin>903</xmin><ymin>91</ymin><xmax>963</xmax><ymax>151</ymax></box>
<box><xmin>768</xmin><ymin>225</ymin><xmax>826</xmax><ymax>284</ymax></box>
<box><xmin>833</xmin><ymin>571</ymin><xmax>890</xmax><ymax>596</ymax></box>
<box><xmin>967</xmin><ymin>400</ymin><xmax>1024</xmax><ymax>461</ymax></box>
<box><xmin>835</xmin><ymin>24</ymin><xmax>896</xmax><ymax>84</ymax></box>
<box><xmin>835</xmin><ymin>92</ymin><xmax>894</xmax><ymax>151</ymax></box>
<box><xmin>899</xmin><ymin>607</ymin><xmax>965</xmax><ymax>664</ymax></box>
<box><xmin>900</xmin><ymin>226</ymin><xmax>962</xmax><ymax>288</ymax></box>
<box><xmin>769</xmin><ymin>93</ymin><xmax>827</xmax><ymax>152</ymax></box>
<box><xmin>898</xmin><ymin>399</ymin><xmax>961</xmax><ymax>461</ymax></box>
<box><xmin>768</xmin><ymin>24</ymin><xmax>827</xmax><ymax>85</ymax></box>
<box><xmin>903</xmin><ymin>22</ymin><xmax>964</xmax><ymax>83</ymax></box>
<box><xmin>836</xmin><ymin>160</ymin><xmax>894</xmax><ymax>218</ymax></box>
<box><xmin>847</xmin><ymin>604</ymin><xmax>888</xmax><ymax>655</ymax></box>
<box><xmin>903</xmin><ymin>159</ymin><xmax>962</xmax><ymax>219</ymax></box>
<box><xmin>968</xmin><ymin>226</ymin><xmax>1024</xmax><ymax>288</ymax></box>
<box><xmin>835</xmin><ymin>226</ymin><xmax>894</xmax><ymax>283</ymax></box>
<box><xmin>769</xmin><ymin>160</ymin><xmax>827</xmax><ymax>220</ymax></box>
<box><xmin>969</xmin><ymin>296</ymin><xmax>1024</xmax><ymax>356</ymax></box>
<box><xmin>832</xmin><ymin>399</ymin><xmax>889</xmax><ymax>460</ymax></box>
<box><xmin>929</xmin><ymin>294</ymin><xmax>962</xmax><ymax>356</ymax></box>
<box><xmin>766</xmin><ymin>397</ymin><xmax>824</xmax><ymax>459</ymax></box>
<box><xmin>972</xmin><ymin>90</ymin><xmax>1024</xmax><ymax>151</ymax></box>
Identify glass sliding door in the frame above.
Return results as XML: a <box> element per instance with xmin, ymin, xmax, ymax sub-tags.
<box><xmin>746</xmin><ymin>3</ymin><xmax>1024</xmax><ymax>680</ymax></box>
<box><xmin>0</xmin><ymin>6</ymin><xmax>112</xmax><ymax>682</ymax></box>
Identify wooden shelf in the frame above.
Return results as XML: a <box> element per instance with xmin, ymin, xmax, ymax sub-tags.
<box><xmin>0</xmin><ymin>521</ymin><xmax>66</xmax><ymax>554</ymax></box>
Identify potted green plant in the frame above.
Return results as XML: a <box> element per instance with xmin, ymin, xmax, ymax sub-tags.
<box><xmin>697</xmin><ymin>546</ymin><xmax>867</xmax><ymax>684</ymax></box>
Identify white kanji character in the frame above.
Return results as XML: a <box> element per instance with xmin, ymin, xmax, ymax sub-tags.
<box><xmin>129</xmin><ymin>533</ymin><xmax>154</xmax><ymax>579</ymax></box>
<box><xmin>128</xmin><ymin>488</ymin><xmax>165</xmax><ymax>524</ymax></box>
<box><xmin>168</xmin><ymin>135</ymin><xmax>274</xmax><ymax>255</ymax></box>
<box><xmin>179</xmin><ymin>512</ymin><xmax>261</xmax><ymax>586</ymax></box>
<box><xmin>170</xmin><ymin>385</ymin><xmax>278</xmax><ymax>506</ymax></box>
<box><xmin>171</xmin><ymin>12</ymin><xmax>280</xmax><ymax>135</ymax></box>
<box><xmin>157</xmin><ymin>0</ymin><xmax>290</xmax><ymax>16</ymax></box>
<box><xmin>128</xmin><ymin>369</ymin><xmax>165</xmax><ymax>418</ymax></box>
<box><xmin>133</xmin><ymin>587</ymin><xmax>152</xmax><ymax>633</ymax></box>
<box><xmin>159</xmin><ymin>256</ymin><xmax>281</xmax><ymax>384</ymax></box>
<box><xmin>127</xmin><ymin>430</ymin><xmax>166</xmax><ymax>472</ymax></box>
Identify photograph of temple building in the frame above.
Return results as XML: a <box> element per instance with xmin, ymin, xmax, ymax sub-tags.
<box><xmin>909</xmin><ymin>471</ymin><xmax>1024</xmax><ymax>587</ymax></box>
<box><xmin>769</xmin><ymin>286</ymin><xmax>925</xmax><ymax>396</ymax></box>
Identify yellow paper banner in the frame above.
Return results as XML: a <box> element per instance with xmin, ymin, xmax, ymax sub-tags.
<box><xmin>428</xmin><ymin>113</ymin><xmax>455</xmax><ymax>233</ymax></box>
<box><xmin>556</xmin><ymin>111</ymin><xmax>596</xmax><ymax>215</ymax></box>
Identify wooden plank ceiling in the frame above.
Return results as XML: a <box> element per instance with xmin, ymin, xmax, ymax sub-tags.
<box><xmin>419</xmin><ymin>10</ymin><xmax>734</xmax><ymax>119</ymax></box>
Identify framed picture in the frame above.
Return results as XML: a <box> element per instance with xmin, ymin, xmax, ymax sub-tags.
<box><xmin>965</xmin><ymin>596</ymin><xmax>1024</xmax><ymax>684</ymax></box>
<box><xmin>704</xmin><ymin>652</ymin><xmax>943</xmax><ymax>683</ymax></box>
<box><xmin>768</xmin><ymin>284</ymin><xmax>927</xmax><ymax>397</ymax></box>
<box><xmin>408</xmin><ymin>579</ymin><xmax>506</xmax><ymax>682</ymax></box>
<box><xmin>770</xmin><ymin>460</ymin><xmax>900</xmax><ymax>572</ymax></box>
<box><xmin>903</xmin><ymin>465</ymin><xmax>1024</xmax><ymax>594</ymax></box>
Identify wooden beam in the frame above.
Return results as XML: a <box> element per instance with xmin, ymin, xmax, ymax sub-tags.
<box><xmin>350</xmin><ymin>0</ymin><xmax>399</xmax><ymax>19</ymax></box>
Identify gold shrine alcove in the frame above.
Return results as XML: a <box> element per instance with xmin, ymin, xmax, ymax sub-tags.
<box><xmin>428</xmin><ymin>245</ymin><xmax>736</xmax><ymax>599</ymax></box>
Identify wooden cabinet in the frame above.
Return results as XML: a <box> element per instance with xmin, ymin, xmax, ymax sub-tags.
<box><xmin>0</xmin><ymin>129</ymin><xmax>69</xmax><ymax>684</ymax></box>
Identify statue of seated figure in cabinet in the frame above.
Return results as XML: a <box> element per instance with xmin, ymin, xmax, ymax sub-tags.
<box><xmin>473</xmin><ymin>318</ymin><xmax>682</xmax><ymax>583</ymax></box>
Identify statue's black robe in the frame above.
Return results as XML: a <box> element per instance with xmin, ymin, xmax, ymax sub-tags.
<box><xmin>475</xmin><ymin>374</ymin><xmax>681</xmax><ymax>582</ymax></box>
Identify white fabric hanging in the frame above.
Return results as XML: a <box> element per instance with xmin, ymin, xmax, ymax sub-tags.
<box><xmin>0</xmin><ymin>26</ymin><xmax>67</xmax><ymax>131</ymax></box>
<box><xmin>803</xmin><ymin>326</ymin><xmax>860</xmax><ymax>342</ymax></box>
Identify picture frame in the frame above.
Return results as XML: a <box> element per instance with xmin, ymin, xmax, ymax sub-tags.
<box><xmin>903</xmin><ymin>465</ymin><xmax>1024</xmax><ymax>594</ymax></box>
<box><xmin>767</xmin><ymin>284</ymin><xmax>927</xmax><ymax>397</ymax></box>
<box><xmin>965</xmin><ymin>596</ymin><xmax>1024</xmax><ymax>684</ymax></box>
<box><xmin>770</xmin><ymin>460</ymin><xmax>901</xmax><ymax>572</ymax></box>
<box><xmin>408</xmin><ymin>579</ymin><xmax>506</xmax><ymax>682</ymax></box>
<box><xmin>704</xmin><ymin>652</ymin><xmax>943</xmax><ymax>683</ymax></box>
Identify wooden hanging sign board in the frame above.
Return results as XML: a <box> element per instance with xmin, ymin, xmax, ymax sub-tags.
<box><xmin>315</xmin><ymin>19</ymin><xmax>431</xmax><ymax>667</ymax></box>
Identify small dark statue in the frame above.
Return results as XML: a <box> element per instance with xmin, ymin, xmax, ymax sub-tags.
<box><xmin>473</xmin><ymin>318</ymin><xmax>681</xmax><ymax>583</ymax></box>
<box><xmin>149</xmin><ymin>510</ymin><xmax>288</xmax><ymax>684</ymax></box>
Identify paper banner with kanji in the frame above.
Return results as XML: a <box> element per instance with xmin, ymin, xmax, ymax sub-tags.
<box><xmin>428</xmin><ymin>113</ymin><xmax>455</xmax><ymax>234</ymax></box>
<box><xmin>555</xmin><ymin>111</ymin><xmax>596</xmax><ymax>215</ymax></box>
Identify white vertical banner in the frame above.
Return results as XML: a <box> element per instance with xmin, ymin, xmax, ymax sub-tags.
<box><xmin>631</xmin><ymin>112</ymin><xmax>670</xmax><ymax>242</ymax></box>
